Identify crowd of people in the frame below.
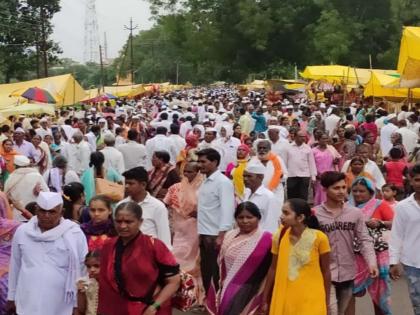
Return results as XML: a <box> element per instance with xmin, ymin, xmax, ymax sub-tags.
<box><xmin>0</xmin><ymin>87</ymin><xmax>418</xmax><ymax>315</ymax></box>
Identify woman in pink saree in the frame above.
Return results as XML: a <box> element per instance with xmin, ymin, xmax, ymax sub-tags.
<box><xmin>206</xmin><ymin>202</ymin><xmax>272</xmax><ymax>315</ymax></box>
<box><xmin>163</xmin><ymin>161</ymin><xmax>204</xmax><ymax>302</ymax></box>
<box><xmin>312</xmin><ymin>133</ymin><xmax>337</xmax><ymax>205</ymax></box>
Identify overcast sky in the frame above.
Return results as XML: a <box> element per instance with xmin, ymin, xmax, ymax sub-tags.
<box><xmin>52</xmin><ymin>0</ymin><xmax>153</xmax><ymax>63</ymax></box>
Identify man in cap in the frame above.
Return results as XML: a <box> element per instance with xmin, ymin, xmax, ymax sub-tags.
<box><xmin>36</xmin><ymin>117</ymin><xmax>52</xmax><ymax>139</ymax></box>
<box><xmin>380</xmin><ymin>114</ymin><xmax>399</xmax><ymax>157</ymax></box>
<box><xmin>13</xmin><ymin>128</ymin><xmax>38</xmax><ymax>161</ymax></box>
<box><xmin>4</xmin><ymin>155</ymin><xmax>49</xmax><ymax>222</ymax></box>
<box><xmin>243</xmin><ymin>162</ymin><xmax>279</xmax><ymax>233</ymax></box>
<box><xmin>7</xmin><ymin>192</ymin><xmax>88</xmax><ymax>315</ymax></box>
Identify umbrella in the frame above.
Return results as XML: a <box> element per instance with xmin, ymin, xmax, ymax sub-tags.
<box><xmin>21</xmin><ymin>87</ymin><xmax>56</xmax><ymax>104</ymax></box>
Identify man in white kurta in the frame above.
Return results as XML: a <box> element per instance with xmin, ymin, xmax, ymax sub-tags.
<box><xmin>7</xmin><ymin>192</ymin><xmax>88</xmax><ymax>315</ymax></box>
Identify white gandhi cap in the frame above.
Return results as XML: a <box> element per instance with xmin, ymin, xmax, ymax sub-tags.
<box><xmin>245</xmin><ymin>162</ymin><xmax>266</xmax><ymax>175</ymax></box>
<box><xmin>36</xmin><ymin>192</ymin><xmax>63</xmax><ymax>210</ymax></box>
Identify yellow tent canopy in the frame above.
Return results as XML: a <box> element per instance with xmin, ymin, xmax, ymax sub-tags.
<box><xmin>0</xmin><ymin>103</ymin><xmax>56</xmax><ymax>116</ymax></box>
<box><xmin>397</xmin><ymin>26</ymin><xmax>420</xmax><ymax>88</ymax></box>
<box><xmin>364</xmin><ymin>72</ymin><xmax>420</xmax><ymax>100</ymax></box>
<box><xmin>0</xmin><ymin>74</ymin><xmax>86</xmax><ymax>108</ymax></box>
<box><xmin>300</xmin><ymin>65</ymin><xmax>399</xmax><ymax>85</ymax></box>
<box><xmin>126</xmin><ymin>85</ymin><xmax>147</xmax><ymax>98</ymax></box>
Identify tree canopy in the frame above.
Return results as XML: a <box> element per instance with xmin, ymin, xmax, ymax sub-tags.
<box><xmin>113</xmin><ymin>0</ymin><xmax>420</xmax><ymax>84</ymax></box>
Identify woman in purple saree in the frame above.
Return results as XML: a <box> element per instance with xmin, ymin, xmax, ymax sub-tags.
<box><xmin>207</xmin><ymin>202</ymin><xmax>272</xmax><ymax>315</ymax></box>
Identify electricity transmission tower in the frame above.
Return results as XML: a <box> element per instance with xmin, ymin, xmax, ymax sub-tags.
<box><xmin>84</xmin><ymin>0</ymin><xmax>100</xmax><ymax>63</ymax></box>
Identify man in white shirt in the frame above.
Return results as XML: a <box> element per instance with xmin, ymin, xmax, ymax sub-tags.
<box><xmin>397</xmin><ymin>119</ymin><xmax>418</xmax><ymax>155</ymax></box>
<box><xmin>380</xmin><ymin>114</ymin><xmax>398</xmax><ymax>157</ymax></box>
<box><xmin>169</xmin><ymin>124</ymin><xmax>186</xmax><ymax>160</ymax></box>
<box><xmin>64</xmin><ymin>131</ymin><xmax>91</xmax><ymax>176</ymax></box>
<box><xmin>117</xmin><ymin>129</ymin><xmax>147</xmax><ymax>170</ymax></box>
<box><xmin>118</xmin><ymin>167</ymin><xmax>171</xmax><ymax>248</ymax></box>
<box><xmin>243</xmin><ymin>162</ymin><xmax>279</xmax><ymax>233</ymax></box>
<box><xmin>324</xmin><ymin>107</ymin><xmax>342</xmax><ymax>137</ymax></box>
<box><xmin>145</xmin><ymin>126</ymin><xmax>177</xmax><ymax>170</ymax></box>
<box><xmin>85</xmin><ymin>125</ymin><xmax>101</xmax><ymax>152</ymax></box>
<box><xmin>197</xmin><ymin>148</ymin><xmax>235</xmax><ymax>293</ymax></box>
<box><xmin>100</xmin><ymin>133</ymin><xmax>125</xmax><ymax>175</ymax></box>
<box><xmin>389</xmin><ymin>164</ymin><xmax>420</xmax><ymax>314</ymax></box>
<box><xmin>198</xmin><ymin>128</ymin><xmax>217</xmax><ymax>151</ymax></box>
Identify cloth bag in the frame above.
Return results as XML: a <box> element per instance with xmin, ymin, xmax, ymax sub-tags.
<box><xmin>95</xmin><ymin>178</ymin><xmax>124</xmax><ymax>202</ymax></box>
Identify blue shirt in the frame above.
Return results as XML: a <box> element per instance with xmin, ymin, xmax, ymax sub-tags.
<box><xmin>252</xmin><ymin>113</ymin><xmax>267</xmax><ymax>133</ymax></box>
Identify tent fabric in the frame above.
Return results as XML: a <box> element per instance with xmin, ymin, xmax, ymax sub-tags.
<box><xmin>364</xmin><ymin>72</ymin><xmax>420</xmax><ymax>100</ymax></box>
<box><xmin>300</xmin><ymin>65</ymin><xmax>399</xmax><ymax>85</ymax></box>
<box><xmin>397</xmin><ymin>26</ymin><xmax>420</xmax><ymax>88</ymax></box>
<box><xmin>0</xmin><ymin>103</ymin><xmax>56</xmax><ymax>116</ymax></box>
<box><xmin>0</xmin><ymin>74</ymin><xmax>86</xmax><ymax>108</ymax></box>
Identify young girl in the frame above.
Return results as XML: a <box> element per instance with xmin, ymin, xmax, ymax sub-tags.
<box><xmin>382</xmin><ymin>184</ymin><xmax>398</xmax><ymax>208</ymax></box>
<box><xmin>260</xmin><ymin>198</ymin><xmax>331</xmax><ymax>315</ymax></box>
<box><xmin>382</xmin><ymin>147</ymin><xmax>408</xmax><ymax>199</ymax></box>
<box><xmin>77</xmin><ymin>251</ymin><xmax>100</xmax><ymax>315</ymax></box>
<box><xmin>80</xmin><ymin>195</ymin><xmax>117</xmax><ymax>251</ymax></box>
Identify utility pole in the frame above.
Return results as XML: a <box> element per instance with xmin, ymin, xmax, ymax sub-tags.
<box><xmin>99</xmin><ymin>45</ymin><xmax>105</xmax><ymax>91</ymax></box>
<box><xmin>124</xmin><ymin>17</ymin><xmax>138</xmax><ymax>85</ymax></box>
<box><xmin>104</xmin><ymin>32</ymin><xmax>109</xmax><ymax>62</ymax></box>
<box><xmin>40</xmin><ymin>7</ymin><xmax>48</xmax><ymax>77</ymax></box>
<box><xmin>176</xmin><ymin>60</ymin><xmax>180</xmax><ymax>85</ymax></box>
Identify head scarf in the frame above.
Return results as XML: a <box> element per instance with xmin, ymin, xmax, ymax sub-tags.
<box><xmin>238</xmin><ymin>144</ymin><xmax>251</xmax><ymax>155</ymax></box>
<box><xmin>231</xmin><ymin>145</ymin><xmax>251</xmax><ymax>198</ymax></box>
<box><xmin>186</xmin><ymin>134</ymin><xmax>199</xmax><ymax>149</ymax></box>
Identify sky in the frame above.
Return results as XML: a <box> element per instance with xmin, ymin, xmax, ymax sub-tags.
<box><xmin>52</xmin><ymin>0</ymin><xmax>154</xmax><ymax>63</ymax></box>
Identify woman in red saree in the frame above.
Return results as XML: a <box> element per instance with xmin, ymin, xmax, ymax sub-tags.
<box><xmin>98</xmin><ymin>201</ymin><xmax>180</xmax><ymax>315</ymax></box>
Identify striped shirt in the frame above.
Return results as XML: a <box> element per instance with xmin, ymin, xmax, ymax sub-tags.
<box><xmin>314</xmin><ymin>203</ymin><xmax>376</xmax><ymax>282</ymax></box>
